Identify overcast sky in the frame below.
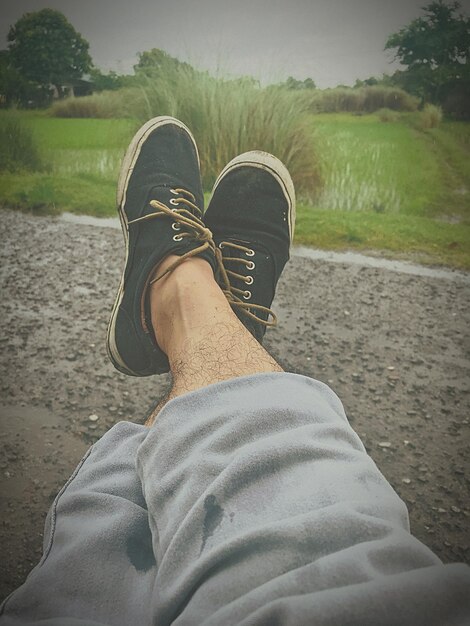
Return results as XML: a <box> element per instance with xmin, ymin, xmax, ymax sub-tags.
<box><xmin>1</xmin><ymin>0</ymin><xmax>469</xmax><ymax>88</ymax></box>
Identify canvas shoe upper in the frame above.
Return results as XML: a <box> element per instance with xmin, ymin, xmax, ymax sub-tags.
<box><xmin>204</xmin><ymin>151</ymin><xmax>296</xmax><ymax>343</ymax></box>
<box><xmin>107</xmin><ymin>116</ymin><xmax>217</xmax><ymax>376</ymax></box>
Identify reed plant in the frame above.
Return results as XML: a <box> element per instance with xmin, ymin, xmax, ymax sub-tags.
<box><xmin>49</xmin><ymin>68</ymin><xmax>321</xmax><ymax>200</ymax></box>
<box><xmin>50</xmin><ymin>88</ymin><xmax>145</xmax><ymax>119</ymax></box>
<box><xmin>376</xmin><ymin>108</ymin><xmax>401</xmax><ymax>123</ymax></box>
<box><xmin>128</xmin><ymin>69</ymin><xmax>321</xmax><ymax>199</ymax></box>
<box><xmin>311</xmin><ymin>86</ymin><xmax>418</xmax><ymax>114</ymax></box>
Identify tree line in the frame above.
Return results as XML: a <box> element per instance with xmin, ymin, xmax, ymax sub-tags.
<box><xmin>1</xmin><ymin>2</ymin><xmax>469</xmax><ymax>118</ymax></box>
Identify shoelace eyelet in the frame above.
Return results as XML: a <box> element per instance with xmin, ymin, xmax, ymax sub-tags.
<box><xmin>171</xmin><ymin>223</ymin><xmax>181</xmax><ymax>231</ymax></box>
<box><xmin>170</xmin><ymin>188</ymin><xmax>179</xmax><ymax>195</ymax></box>
<box><xmin>243</xmin><ymin>290</ymin><xmax>252</xmax><ymax>300</ymax></box>
<box><xmin>169</xmin><ymin>198</ymin><xmax>179</xmax><ymax>206</ymax></box>
<box><xmin>246</xmin><ymin>261</ymin><xmax>255</xmax><ymax>270</ymax></box>
<box><xmin>218</xmin><ymin>242</ymin><xmax>224</xmax><ymax>249</ymax></box>
<box><xmin>173</xmin><ymin>234</ymin><xmax>183</xmax><ymax>242</ymax></box>
<box><xmin>245</xmin><ymin>276</ymin><xmax>254</xmax><ymax>285</ymax></box>
<box><xmin>246</xmin><ymin>249</ymin><xmax>255</xmax><ymax>257</ymax></box>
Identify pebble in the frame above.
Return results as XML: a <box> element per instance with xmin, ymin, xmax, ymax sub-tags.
<box><xmin>451</xmin><ymin>506</ymin><xmax>461</xmax><ymax>514</ymax></box>
<box><xmin>402</xmin><ymin>478</ymin><xmax>412</xmax><ymax>484</ymax></box>
<box><xmin>88</xmin><ymin>414</ymin><xmax>99</xmax><ymax>422</ymax></box>
<box><xmin>378</xmin><ymin>441</ymin><xmax>392</xmax><ymax>448</ymax></box>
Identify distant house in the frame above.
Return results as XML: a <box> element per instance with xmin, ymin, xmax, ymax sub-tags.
<box><xmin>72</xmin><ymin>74</ymin><xmax>94</xmax><ymax>97</ymax></box>
<box><xmin>51</xmin><ymin>74</ymin><xmax>94</xmax><ymax>99</ymax></box>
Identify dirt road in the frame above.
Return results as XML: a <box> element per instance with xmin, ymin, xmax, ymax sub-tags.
<box><xmin>1</xmin><ymin>209</ymin><xmax>469</xmax><ymax>600</ymax></box>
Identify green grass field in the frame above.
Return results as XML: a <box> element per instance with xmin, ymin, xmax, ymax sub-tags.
<box><xmin>1</xmin><ymin>111</ymin><xmax>469</xmax><ymax>268</ymax></box>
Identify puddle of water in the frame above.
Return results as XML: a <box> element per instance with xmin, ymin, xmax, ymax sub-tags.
<box><xmin>59</xmin><ymin>213</ymin><xmax>470</xmax><ymax>284</ymax></box>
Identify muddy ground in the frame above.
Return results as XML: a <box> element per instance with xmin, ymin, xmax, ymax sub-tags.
<box><xmin>0</xmin><ymin>209</ymin><xmax>469</xmax><ymax>600</ymax></box>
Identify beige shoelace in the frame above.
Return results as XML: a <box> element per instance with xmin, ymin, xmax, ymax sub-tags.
<box><xmin>127</xmin><ymin>188</ymin><xmax>216</xmax><ymax>283</ymax></box>
<box><xmin>215</xmin><ymin>241</ymin><xmax>277</xmax><ymax>328</ymax></box>
<box><xmin>128</xmin><ymin>190</ymin><xmax>276</xmax><ymax>328</ymax></box>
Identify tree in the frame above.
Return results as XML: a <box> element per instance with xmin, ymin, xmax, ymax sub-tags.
<box><xmin>0</xmin><ymin>49</ymin><xmax>51</xmax><ymax>107</ymax></box>
<box><xmin>89</xmin><ymin>68</ymin><xmax>127</xmax><ymax>92</ymax></box>
<box><xmin>385</xmin><ymin>1</ymin><xmax>470</xmax><ymax>104</ymax></box>
<box><xmin>134</xmin><ymin>48</ymin><xmax>194</xmax><ymax>78</ymax></box>
<box><xmin>7</xmin><ymin>9</ymin><xmax>92</xmax><ymax>98</ymax></box>
<box><xmin>284</xmin><ymin>76</ymin><xmax>316</xmax><ymax>90</ymax></box>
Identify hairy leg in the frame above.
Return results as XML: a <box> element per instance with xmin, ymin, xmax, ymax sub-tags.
<box><xmin>146</xmin><ymin>256</ymin><xmax>282</xmax><ymax>425</ymax></box>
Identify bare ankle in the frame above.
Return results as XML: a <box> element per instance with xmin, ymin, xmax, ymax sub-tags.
<box><xmin>149</xmin><ymin>255</ymin><xmax>220</xmax><ymax>354</ymax></box>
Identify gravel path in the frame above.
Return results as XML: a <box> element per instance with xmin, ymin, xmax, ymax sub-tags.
<box><xmin>1</xmin><ymin>209</ymin><xmax>469</xmax><ymax>599</ymax></box>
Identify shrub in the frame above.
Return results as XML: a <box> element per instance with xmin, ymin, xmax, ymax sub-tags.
<box><xmin>50</xmin><ymin>89</ymin><xmax>144</xmax><ymax>118</ymax></box>
<box><xmin>376</xmin><ymin>108</ymin><xmax>400</xmax><ymax>123</ymax></box>
<box><xmin>126</xmin><ymin>70</ymin><xmax>321</xmax><ymax>200</ymax></box>
<box><xmin>419</xmin><ymin>104</ymin><xmax>443</xmax><ymax>129</ymax></box>
<box><xmin>406</xmin><ymin>104</ymin><xmax>443</xmax><ymax>131</ymax></box>
<box><xmin>311</xmin><ymin>86</ymin><xmax>418</xmax><ymax>114</ymax></box>
<box><xmin>0</xmin><ymin>117</ymin><xmax>46</xmax><ymax>172</ymax></box>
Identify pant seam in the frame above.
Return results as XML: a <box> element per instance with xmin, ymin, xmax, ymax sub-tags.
<box><xmin>39</xmin><ymin>445</ymin><xmax>94</xmax><ymax>566</ymax></box>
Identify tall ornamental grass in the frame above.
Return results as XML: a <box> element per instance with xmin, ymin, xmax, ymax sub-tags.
<box><xmin>405</xmin><ymin>104</ymin><xmax>443</xmax><ymax>131</ymax></box>
<box><xmin>311</xmin><ymin>86</ymin><xmax>419</xmax><ymax>114</ymax></box>
<box><xmin>50</xmin><ymin>89</ymin><xmax>140</xmax><ymax>118</ymax></box>
<box><xmin>131</xmin><ymin>70</ymin><xmax>321</xmax><ymax>199</ymax></box>
<box><xmin>50</xmin><ymin>68</ymin><xmax>322</xmax><ymax>200</ymax></box>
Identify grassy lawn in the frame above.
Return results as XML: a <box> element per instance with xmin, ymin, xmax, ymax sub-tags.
<box><xmin>0</xmin><ymin>113</ymin><xmax>136</xmax><ymax>215</ymax></box>
<box><xmin>1</xmin><ymin>111</ymin><xmax>469</xmax><ymax>269</ymax></box>
<box><xmin>299</xmin><ymin>113</ymin><xmax>470</xmax><ymax>268</ymax></box>
<box><xmin>312</xmin><ymin>114</ymin><xmax>442</xmax><ymax>216</ymax></box>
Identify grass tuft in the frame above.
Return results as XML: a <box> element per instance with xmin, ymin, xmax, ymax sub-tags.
<box><xmin>310</xmin><ymin>86</ymin><xmax>419</xmax><ymax>114</ymax></box>
<box><xmin>405</xmin><ymin>104</ymin><xmax>444</xmax><ymax>132</ymax></box>
<box><xmin>0</xmin><ymin>117</ymin><xmax>47</xmax><ymax>172</ymax></box>
<box><xmin>127</xmin><ymin>71</ymin><xmax>322</xmax><ymax>200</ymax></box>
<box><xmin>49</xmin><ymin>90</ymin><xmax>136</xmax><ymax>118</ymax></box>
<box><xmin>376</xmin><ymin>108</ymin><xmax>401</xmax><ymax>123</ymax></box>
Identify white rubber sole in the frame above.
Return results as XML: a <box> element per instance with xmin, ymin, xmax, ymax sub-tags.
<box><xmin>106</xmin><ymin>116</ymin><xmax>200</xmax><ymax>375</ymax></box>
<box><xmin>209</xmin><ymin>150</ymin><xmax>296</xmax><ymax>243</ymax></box>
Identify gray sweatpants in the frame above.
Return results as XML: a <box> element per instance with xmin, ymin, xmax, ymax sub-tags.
<box><xmin>1</xmin><ymin>373</ymin><xmax>469</xmax><ymax>625</ymax></box>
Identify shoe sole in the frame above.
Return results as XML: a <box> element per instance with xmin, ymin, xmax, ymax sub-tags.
<box><xmin>107</xmin><ymin>116</ymin><xmax>200</xmax><ymax>375</ymax></box>
<box><xmin>210</xmin><ymin>150</ymin><xmax>296</xmax><ymax>243</ymax></box>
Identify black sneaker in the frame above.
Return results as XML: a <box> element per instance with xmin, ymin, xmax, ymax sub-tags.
<box><xmin>107</xmin><ymin>116</ymin><xmax>217</xmax><ymax>377</ymax></box>
<box><xmin>204</xmin><ymin>151</ymin><xmax>295</xmax><ymax>343</ymax></box>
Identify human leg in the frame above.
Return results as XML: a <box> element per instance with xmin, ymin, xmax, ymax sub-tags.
<box><xmin>138</xmin><ymin>374</ymin><xmax>470</xmax><ymax>625</ymax></box>
<box><xmin>145</xmin><ymin>150</ymin><xmax>295</xmax><ymax>422</ymax></box>
<box><xmin>1</xmin><ymin>116</ymin><xmax>216</xmax><ymax>625</ymax></box>
<box><xmin>0</xmin><ymin>423</ymin><xmax>156</xmax><ymax>626</ymax></box>
<box><xmin>136</xmin><ymin>154</ymin><xmax>470</xmax><ymax>625</ymax></box>
<box><xmin>145</xmin><ymin>255</ymin><xmax>282</xmax><ymax>422</ymax></box>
